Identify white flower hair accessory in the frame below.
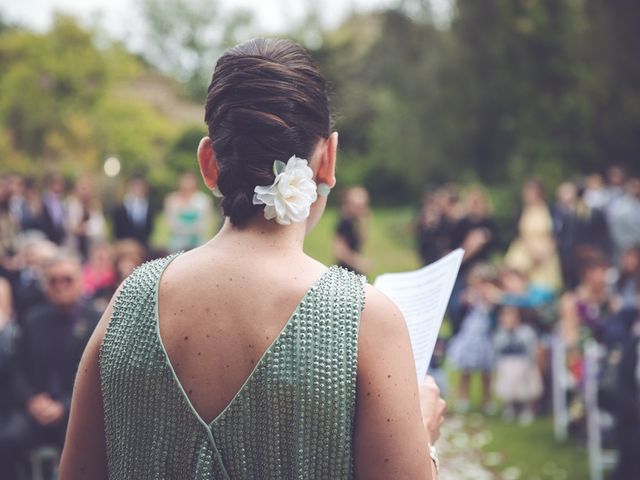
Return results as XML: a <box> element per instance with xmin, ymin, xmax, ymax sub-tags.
<box><xmin>252</xmin><ymin>155</ymin><xmax>318</xmax><ymax>225</ymax></box>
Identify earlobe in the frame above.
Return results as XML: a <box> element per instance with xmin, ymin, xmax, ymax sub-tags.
<box><xmin>317</xmin><ymin>132</ymin><xmax>338</xmax><ymax>188</ymax></box>
<box><xmin>197</xmin><ymin>137</ymin><xmax>219</xmax><ymax>189</ymax></box>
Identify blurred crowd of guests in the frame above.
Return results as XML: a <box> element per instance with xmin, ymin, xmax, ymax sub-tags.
<box><xmin>415</xmin><ymin>166</ymin><xmax>640</xmax><ymax>478</ymax></box>
<box><xmin>0</xmin><ymin>171</ymin><xmax>215</xmax><ymax>477</ymax></box>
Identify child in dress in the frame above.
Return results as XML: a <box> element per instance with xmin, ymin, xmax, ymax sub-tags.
<box><xmin>448</xmin><ymin>263</ymin><xmax>497</xmax><ymax>413</ymax></box>
<box><xmin>493</xmin><ymin>305</ymin><xmax>543</xmax><ymax>424</ymax></box>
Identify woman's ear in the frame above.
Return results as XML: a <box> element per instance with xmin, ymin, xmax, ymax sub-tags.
<box><xmin>316</xmin><ymin>132</ymin><xmax>338</xmax><ymax>187</ymax></box>
<box><xmin>197</xmin><ymin>137</ymin><xmax>219</xmax><ymax>189</ymax></box>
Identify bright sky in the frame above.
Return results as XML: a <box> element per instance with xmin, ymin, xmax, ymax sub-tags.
<box><xmin>1</xmin><ymin>0</ymin><xmax>451</xmax><ymax>49</ymax></box>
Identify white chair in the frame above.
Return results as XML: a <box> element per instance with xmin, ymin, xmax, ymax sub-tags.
<box><xmin>583</xmin><ymin>340</ymin><xmax>618</xmax><ymax>480</ymax></box>
<box><xmin>551</xmin><ymin>336</ymin><xmax>570</xmax><ymax>441</ymax></box>
<box><xmin>29</xmin><ymin>445</ymin><xmax>60</xmax><ymax>480</ymax></box>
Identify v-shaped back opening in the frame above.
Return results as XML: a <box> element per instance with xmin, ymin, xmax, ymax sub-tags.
<box><xmin>154</xmin><ymin>255</ymin><xmax>336</xmax><ymax>430</ymax></box>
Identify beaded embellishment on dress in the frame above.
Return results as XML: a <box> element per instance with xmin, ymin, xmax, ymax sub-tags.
<box><xmin>100</xmin><ymin>255</ymin><xmax>365</xmax><ymax>479</ymax></box>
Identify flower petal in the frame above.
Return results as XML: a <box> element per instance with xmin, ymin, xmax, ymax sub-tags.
<box><xmin>273</xmin><ymin>160</ymin><xmax>286</xmax><ymax>176</ymax></box>
<box><xmin>253</xmin><ymin>156</ymin><xmax>319</xmax><ymax>225</ymax></box>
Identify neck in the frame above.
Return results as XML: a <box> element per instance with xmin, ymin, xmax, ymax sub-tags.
<box><xmin>206</xmin><ymin>216</ymin><xmax>307</xmax><ymax>255</ymax></box>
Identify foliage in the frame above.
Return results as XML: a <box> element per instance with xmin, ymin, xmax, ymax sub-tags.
<box><xmin>0</xmin><ymin>14</ymin><xmax>179</xmax><ymax>179</ymax></box>
<box><xmin>0</xmin><ymin>15</ymin><xmax>108</xmax><ymax>170</ymax></box>
<box><xmin>1</xmin><ymin>1</ymin><xmax>639</xmax><ymax>213</ymax></box>
<box><xmin>138</xmin><ymin>0</ymin><xmax>253</xmax><ymax>100</ymax></box>
<box><xmin>312</xmin><ymin>1</ymin><xmax>640</xmax><ymax>205</ymax></box>
<box><xmin>0</xmin><ymin>12</ymin><xmax>214</xmax><ymax>199</ymax></box>
<box><xmin>165</xmin><ymin>124</ymin><xmax>207</xmax><ymax>175</ymax></box>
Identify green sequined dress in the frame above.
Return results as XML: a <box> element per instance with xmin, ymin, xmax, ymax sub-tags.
<box><xmin>99</xmin><ymin>255</ymin><xmax>365</xmax><ymax>479</ymax></box>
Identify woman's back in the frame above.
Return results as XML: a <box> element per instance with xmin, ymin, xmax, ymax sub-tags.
<box><xmin>156</xmin><ymin>244</ymin><xmax>331</xmax><ymax>423</ymax></box>
<box><xmin>61</xmin><ymin>38</ymin><xmax>443</xmax><ymax>480</ymax></box>
<box><xmin>100</xmin><ymin>245</ymin><xmax>365</xmax><ymax>479</ymax></box>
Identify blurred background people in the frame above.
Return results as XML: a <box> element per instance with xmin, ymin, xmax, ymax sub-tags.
<box><xmin>82</xmin><ymin>241</ymin><xmax>116</xmax><ymax>308</ymax></box>
<box><xmin>163</xmin><ymin>171</ymin><xmax>213</xmax><ymax>252</ymax></box>
<box><xmin>447</xmin><ymin>263</ymin><xmax>497</xmax><ymax>413</ymax></box>
<box><xmin>604</xmin><ymin>166</ymin><xmax>627</xmax><ymax>213</ymax></box>
<box><xmin>415</xmin><ymin>191</ymin><xmax>448</xmax><ymax>266</ymax></box>
<box><xmin>333</xmin><ymin>185</ymin><xmax>372</xmax><ymax>275</ymax></box>
<box><xmin>3</xmin><ymin>235</ymin><xmax>57</xmax><ymax>324</ymax></box>
<box><xmin>582</xmin><ymin>173</ymin><xmax>609</xmax><ymax>211</ymax></box>
<box><xmin>448</xmin><ymin>187</ymin><xmax>497</xmax><ymax>333</ymax></box>
<box><xmin>66</xmin><ymin>175</ymin><xmax>106</xmax><ymax>260</ymax></box>
<box><xmin>616</xmin><ymin>246</ymin><xmax>640</xmax><ymax>311</ymax></box>
<box><xmin>0</xmin><ymin>277</ymin><xmax>20</xmax><ymax>476</ymax></box>
<box><xmin>8</xmin><ymin>175</ymin><xmax>40</xmax><ymax>233</ymax></box>
<box><xmin>451</xmin><ymin>187</ymin><xmax>497</xmax><ymax>275</ymax></box>
<box><xmin>112</xmin><ymin>175</ymin><xmax>155</xmax><ymax>249</ymax></box>
<box><xmin>607</xmin><ymin>177</ymin><xmax>640</xmax><ymax>264</ymax></box>
<box><xmin>559</xmin><ymin>248</ymin><xmax>612</xmax><ymax>347</ymax></box>
<box><xmin>113</xmin><ymin>239</ymin><xmax>146</xmax><ymax>284</ymax></box>
<box><xmin>493</xmin><ymin>305</ymin><xmax>543</xmax><ymax>425</ymax></box>
<box><xmin>414</xmin><ymin>184</ymin><xmax>463</xmax><ymax>266</ymax></box>
<box><xmin>39</xmin><ymin>174</ymin><xmax>67</xmax><ymax>246</ymax></box>
<box><xmin>552</xmin><ymin>181</ymin><xmax>611</xmax><ymax>289</ymax></box>
<box><xmin>5</xmin><ymin>251</ymin><xmax>99</xmax><ymax>469</ymax></box>
<box><xmin>611</xmin><ymin>314</ymin><xmax>640</xmax><ymax>480</ymax></box>
<box><xmin>505</xmin><ymin>178</ymin><xmax>562</xmax><ymax>292</ymax></box>
<box><xmin>0</xmin><ymin>177</ymin><xmax>19</xmax><ymax>259</ymax></box>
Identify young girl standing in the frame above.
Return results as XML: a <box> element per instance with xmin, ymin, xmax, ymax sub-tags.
<box><xmin>493</xmin><ymin>305</ymin><xmax>543</xmax><ymax>424</ymax></box>
<box><xmin>447</xmin><ymin>263</ymin><xmax>497</xmax><ymax>412</ymax></box>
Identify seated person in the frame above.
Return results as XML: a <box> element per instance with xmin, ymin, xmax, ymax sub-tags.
<box><xmin>0</xmin><ymin>277</ymin><xmax>20</xmax><ymax>475</ymax></box>
<box><xmin>6</xmin><ymin>251</ymin><xmax>100</xmax><ymax>462</ymax></box>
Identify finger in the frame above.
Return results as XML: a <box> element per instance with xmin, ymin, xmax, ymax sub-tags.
<box><xmin>423</xmin><ymin>381</ymin><xmax>440</xmax><ymax>397</ymax></box>
<box><xmin>438</xmin><ymin>398</ymin><xmax>448</xmax><ymax>415</ymax></box>
<box><xmin>422</xmin><ymin>375</ymin><xmax>437</xmax><ymax>388</ymax></box>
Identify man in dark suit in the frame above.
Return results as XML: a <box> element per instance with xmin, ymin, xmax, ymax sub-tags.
<box><xmin>39</xmin><ymin>174</ymin><xmax>67</xmax><ymax>245</ymax></box>
<box><xmin>112</xmin><ymin>176</ymin><xmax>154</xmax><ymax>248</ymax></box>
<box><xmin>5</xmin><ymin>251</ymin><xmax>100</xmax><ymax>457</ymax></box>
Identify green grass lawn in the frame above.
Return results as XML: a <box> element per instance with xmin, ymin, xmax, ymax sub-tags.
<box><xmin>153</xmin><ymin>205</ymin><xmax>590</xmax><ymax>478</ymax></box>
<box><xmin>480</xmin><ymin>415</ymin><xmax>589</xmax><ymax>479</ymax></box>
<box><xmin>304</xmin><ymin>207</ymin><xmax>422</xmax><ymax>280</ymax></box>
<box><xmin>445</xmin><ymin>353</ymin><xmax>589</xmax><ymax>479</ymax></box>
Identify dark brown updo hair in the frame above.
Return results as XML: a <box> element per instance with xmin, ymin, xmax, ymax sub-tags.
<box><xmin>204</xmin><ymin>38</ymin><xmax>331</xmax><ymax>226</ymax></box>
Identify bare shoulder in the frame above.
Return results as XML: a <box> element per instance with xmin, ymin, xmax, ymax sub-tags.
<box><xmin>360</xmin><ymin>283</ymin><xmax>406</xmax><ymax>337</ymax></box>
<box><xmin>357</xmin><ymin>283</ymin><xmax>413</xmax><ymax>385</ymax></box>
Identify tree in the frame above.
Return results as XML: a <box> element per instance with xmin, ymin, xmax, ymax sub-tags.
<box><xmin>581</xmin><ymin>0</ymin><xmax>640</xmax><ymax>170</ymax></box>
<box><xmin>0</xmin><ymin>15</ymin><xmax>180</xmax><ymax>177</ymax></box>
<box><xmin>0</xmin><ymin>14</ymin><xmax>109</xmax><ymax>169</ymax></box>
<box><xmin>139</xmin><ymin>0</ymin><xmax>253</xmax><ymax>100</ymax></box>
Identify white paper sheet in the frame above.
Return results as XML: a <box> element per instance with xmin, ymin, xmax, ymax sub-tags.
<box><xmin>373</xmin><ymin>249</ymin><xmax>464</xmax><ymax>383</ymax></box>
